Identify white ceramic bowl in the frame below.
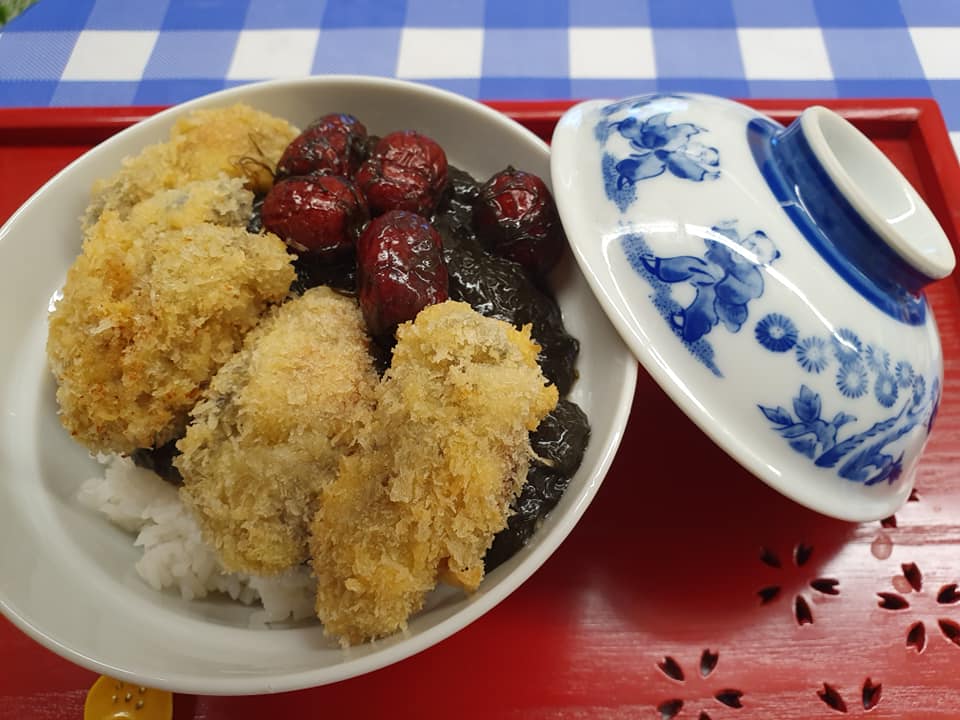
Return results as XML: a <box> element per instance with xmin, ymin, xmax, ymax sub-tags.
<box><xmin>0</xmin><ymin>77</ymin><xmax>637</xmax><ymax>694</ymax></box>
<box><xmin>551</xmin><ymin>92</ymin><xmax>954</xmax><ymax>522</ymax></box>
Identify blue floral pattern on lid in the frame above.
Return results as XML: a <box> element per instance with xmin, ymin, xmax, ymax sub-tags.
<box><xmin>755</xmin><ymin>313</ymin><xmax>940</xmax><ymax>486</ymax></box>
<box><xmin>755</xmin><ymin>313</ymin><xmax>798</xmax><ymax>352</ymax></box>
<box><xmin>836</xmin><ymin>361</ymin><xmax>869</xmax><ymax>399</ymax></box>
<box><xmin>795</xmin><ymin>337</ymin><xmax>830</xmax><ymax>373</ymax></box>
<box><xmin>597</xmin><ymin>98</ymin><xmax>720</xmax><ymax>212</ymax></box>
<box><xmin>621</xmin><ymin>222</ymin><xmax>779</xmax><ymax>377</ymax></box>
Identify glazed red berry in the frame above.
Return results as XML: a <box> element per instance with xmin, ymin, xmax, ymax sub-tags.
<box><xmin>356</xmin><ymin>210</ymin><xmax>449</xmax><ymax>340</ymax></box>
<box><xmin>355</xmin><ymin>131</ymin><xmax>448</xmax><ymax>216</ymax></box>
<box><xmin>261</xmin><ymin>174</ymin><xmax>368</xmax><ymax>262</ymax></box>
<box><xmin>473</xmin><ymin>167</ymin><xmax>567</xmax><ymax>279</ymax></box>
<box><xmin>275</xmin><ymin>113</ymin><xmax>368</xmax><ymax>180</ymax></box>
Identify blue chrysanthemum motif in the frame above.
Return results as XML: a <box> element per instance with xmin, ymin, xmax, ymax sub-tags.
<box><xmin>755</xmin><ymin>313</ymin><xmax>798</xmax><ymax>352</ymax></box>
<box><xmin>795</xmin><ymin>337</ymin><xmax>830</xmax><ymax>373</ymax></box>
<box><xmin>864</xmin><ymin>344</ymin><xmax>890</xmax><ymax>372</ymax></box>
<box><xmin>895</xmin><ymin>360</ymin><xmax>915</xmax><ymax>388</ymax></box>
<box><xmin>758</xmin><ymin>317</ymin><xmax>938</xmax><ymax>486</ymax></box>
<box><xmin>874</xmin><ymin>372</ymin><xmax>899</xmax><ymax>408</ymax></box>
<box><xmin>836</xmin><ymin>360</ymin><xmax>869</xmax><ymax>398</ymax></box>
<box><xmin>832</xmin><ymin>328</ymin><xmax>862</xmax><ymax>366</ymax></box>
<box><xmin>912</xmin><ymin>375</ymin><xmax>927</xmax><ymax>404</ymax></box>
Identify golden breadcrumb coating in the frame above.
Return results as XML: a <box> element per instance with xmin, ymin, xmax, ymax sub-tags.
<box><xmin>176</xmin><ymin>287</ymin><xmax>379</xmax><ymax>576</ymax></box>
<box><xmin>310</xmin><ymin>301</ymin><xmax>558</xmax><ymax>645</ymax></box>
<box><xmin>84</xmin><ymin>104</ymin><xmax>299</xmax><ymax>228</ymax></box>
<box><xmin>47</xmin><ymin>177</ymin><xmax>294</xmax><ymax>454</ymax></box>
<box><xmin>126</xmin><ymin>176</ymin><xmax>255</xmax><ymax>230</ymax></box>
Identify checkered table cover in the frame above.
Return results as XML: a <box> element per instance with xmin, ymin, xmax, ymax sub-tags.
<box><xmin>0</xmin><ymin>0</ymin><xmax>958</xmax><ymax>154</ymax></box>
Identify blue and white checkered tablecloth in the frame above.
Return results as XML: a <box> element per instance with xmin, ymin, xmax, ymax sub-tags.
<box><xmin>0</xmin><ymin>0</ymin><xmax>959</xmax><ymax>156</ymax></box>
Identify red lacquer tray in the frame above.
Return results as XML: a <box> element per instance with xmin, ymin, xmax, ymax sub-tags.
<box><xmin>1</xmin><ymin>100</ymin><xmax>959</xmax><ymax>720</ymax></box>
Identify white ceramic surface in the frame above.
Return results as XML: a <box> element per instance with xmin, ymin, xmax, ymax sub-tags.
<box><xmin>0</xmin><ymin>77</ymin><xmax>637</xmax><ymax>695</ymax></box>
<box><xmin>551</xmin><ymin>92</ymin><xmax>954</xmax><ymax>523</ymax></box>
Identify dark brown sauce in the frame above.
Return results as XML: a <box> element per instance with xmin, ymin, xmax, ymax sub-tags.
<box><xmin>431</xmin><ymin>168</ymin><xmax>589</xmax><ymax>570</ymax></box>
<box><xmin>131</xmin><ymin>439</ymin><xmax>183</xmax><ymax>485</ymax></box>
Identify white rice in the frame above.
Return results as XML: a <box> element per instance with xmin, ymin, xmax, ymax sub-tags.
<box><xmin>77</xmin><ymin>455</ymin><xmax>316</xmax><ymax>627</ymax></box>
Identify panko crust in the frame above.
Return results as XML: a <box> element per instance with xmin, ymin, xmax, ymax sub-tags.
<box><xmin>47</xmin><ymin>177</ymin><xmax>294</xmax><ymax>454</ymax></box>
<box><xmin>84</xmin><ymin>104</ymin><xmax>299</xmax><ymax>228</ymax></box>
<box><xmin>176</xmin><ymin>287</ymin><xmax>379</xmax><ymax>576</ymax></box>
<box><xmin>49</xmin><ymin>103</ymin><xmax>299</xmax><ymax>455</ymax></box>
<box><xmin>310</xmin><ymin>300</ymin><xmax>558</xmax><ymax>645</ymax></box>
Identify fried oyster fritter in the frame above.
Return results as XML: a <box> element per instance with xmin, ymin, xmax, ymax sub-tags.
<box><xmin>176</xmin><ymin>287</ymin><xmax>379</xmax><ymax>576</ymax></box>
<box><xmin>47</xmin><ymin>175</ymin><xmax>295</xmax><ymax>454</ymax></box>
<box><xmin>84</xmin><ymin>104</ymin><xmax>300</xmax><ymax>228</ymax></box>
<box><xmin>310</xmin><ymin>300</ymin><xmax>559</xmax><ymax>645</ymax></box>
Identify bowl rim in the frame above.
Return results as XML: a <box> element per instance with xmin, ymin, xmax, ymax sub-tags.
<box><xmin>0</xmin><ymin>75</ymin><xmax>638</xmax><ymax>695</ymax></box>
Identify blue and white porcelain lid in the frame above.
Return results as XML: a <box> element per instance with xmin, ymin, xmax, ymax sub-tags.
<box><xmin>550</xmin><ymin>93</ymin><xmax>955</xmax><ymax>522</ymax></box>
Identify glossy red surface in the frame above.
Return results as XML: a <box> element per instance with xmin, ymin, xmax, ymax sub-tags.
<box><xmin>1</xmin><ymin>100</ymin><xmax>958</xmax><ymax>719</ymax></box>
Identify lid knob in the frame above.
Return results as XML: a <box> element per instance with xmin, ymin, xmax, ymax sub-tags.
<box><xmin>760</xmin><ymin>106</ymin><xmax>955</xmax><ymax>296</ymax></box>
